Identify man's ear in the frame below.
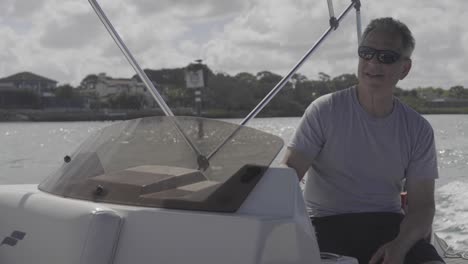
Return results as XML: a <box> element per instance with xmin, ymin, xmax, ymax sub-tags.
<box><xmin>399</xmin><ymin>59</ymin><xmax>412</xmax><ymax>80</ymax></box>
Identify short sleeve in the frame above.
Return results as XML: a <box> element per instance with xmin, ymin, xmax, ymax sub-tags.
<box><xmin>288</xmin><ymin>98</ymin><xmax>328</xmax><ymax>160</ymax></box>
<box><xmin>406</xmin><ymin>120</ymin><xmax>439</xmax><ymax>180</ymax></box>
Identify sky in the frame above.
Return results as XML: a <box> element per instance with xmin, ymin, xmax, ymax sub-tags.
<box><xmin>0</xmin><ymin>0</ymin><xmax>466</xmax><ymax>90</ymax></box>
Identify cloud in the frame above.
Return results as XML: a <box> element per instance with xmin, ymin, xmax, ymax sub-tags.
<box><xmin>133</xmin><ymin>0</ymin><xmax>247</xmax><ymax>20</ymax></box>
<box><xmin>0</xmin><ymin>0</ymin><xmax>466</xmax><ymax>90</ymax></box>
<box><xmin>0</xmin><ymin>27</ymin><xmax>21</xmax><ymax>75</ymax></box>
<box><xmin>201</xmin><ymin>0</ymin><xmax>357</xmax><ymax>80</ymax></box>
<box><xmin>2</xmin><ymin>0</ymin><xmax>46</xmax><ymax>18</ymax></box>
<box><xmin>201</xmin><ymin>0</ymin><xmax>468</xmax><ymax>89</ymax></box>
<box><xmin>40</xmin><ymin>12</ymin><xmax>103</xmax><ymax>49</ymax></box>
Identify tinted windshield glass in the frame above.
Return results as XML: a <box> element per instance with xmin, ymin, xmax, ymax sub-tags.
<box><xmin>39</xmin><ymin>116</ymin><xmax>283</xmax><ymax>212</ymax></box>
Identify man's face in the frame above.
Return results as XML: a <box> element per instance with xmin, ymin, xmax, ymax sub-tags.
<box><xmin>357</xmin><ymin>29</ymin><xmax>411</xmax><ymax>95</ymax></box>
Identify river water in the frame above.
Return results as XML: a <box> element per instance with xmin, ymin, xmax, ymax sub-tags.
<box><xmin>1</xmin><ymin>115</ymin><xmax>467</xmax><ymax>250</ymax></box>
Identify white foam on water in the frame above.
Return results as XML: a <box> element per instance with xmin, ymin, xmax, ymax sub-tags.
<box><xmin>435</xmin><ymin>181</ymin><xmax>468</xmax><ymax>250</ymax></box>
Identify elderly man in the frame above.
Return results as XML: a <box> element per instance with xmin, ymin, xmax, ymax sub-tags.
<box><xmin>283</xmin><ymin>17</ymin><xmax>444</xmax><ymax>264</ymax></box>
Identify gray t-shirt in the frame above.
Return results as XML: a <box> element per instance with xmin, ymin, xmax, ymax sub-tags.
<box><xmin>289</xmin><ymin>86</ymin><xmax>438</xmax><ymax>217</ymax></box>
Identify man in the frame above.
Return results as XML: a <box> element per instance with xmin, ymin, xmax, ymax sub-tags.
<box><xmin>283</xmin><ymin>17</ymin><xmax>444</xmax><ymax>264</ymax></box>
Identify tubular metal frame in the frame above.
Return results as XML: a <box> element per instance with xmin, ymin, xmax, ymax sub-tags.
<box><xmin>88</xmin><ymin>0</ymin><xmax>363</xmax><ymax>170</ymax></box>
<box><xmin>206</xmin><ymin>0</ymin><xmax>363</xmax><ymax>162</ymax></box>
<box><xmin>88</xmin><ymin>0</ymin><xmax>209</xmax><ymax>170</ymax></box>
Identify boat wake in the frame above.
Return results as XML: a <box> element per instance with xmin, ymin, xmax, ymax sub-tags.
<box><xmin>435</xmin><ymin>181</ymin><xmax>468</xmax><ymax>250</ymax></box>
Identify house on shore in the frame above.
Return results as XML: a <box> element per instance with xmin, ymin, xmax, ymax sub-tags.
<box><xmin>79</xmin><ymin>73</ymin><xmax>158</xmax><ymax>108</ymax></box>
<box><xmin>0</xmin><ymin>71</ymin><xmax>57</xmax><ymax>92</ymax></box>
<box><xmin>0</xmin><ymin>72</ymin><xmax>58</xmax><ymax>108</ymax></box>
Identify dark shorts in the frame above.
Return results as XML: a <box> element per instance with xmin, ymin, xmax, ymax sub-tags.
<box><xmin>311</xmin><ymin>212</ymin><xmax>444</xmax><ymax>264</ymax></box>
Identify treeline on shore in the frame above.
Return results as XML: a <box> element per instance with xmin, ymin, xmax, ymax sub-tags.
<box><xmin>131</xmin><ymin>67</ymin><xmax>468</xmax><ymax>117</ymax></box>
<box><xmin>2</xmin><ymin>65</ymin><xmax>468</xmax><ymax>121</ymax></box>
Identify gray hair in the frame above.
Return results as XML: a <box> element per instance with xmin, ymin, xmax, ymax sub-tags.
<box><xmin>360</xmin><ymin>17</ymin><xmax>415</xmax><ymax>57</ymax></box>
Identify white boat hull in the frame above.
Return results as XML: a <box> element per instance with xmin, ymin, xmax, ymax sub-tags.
<box><xmin>0</xmin><ymin>167</ymin><xmax>339</xmax><ymax>264</ymax></box>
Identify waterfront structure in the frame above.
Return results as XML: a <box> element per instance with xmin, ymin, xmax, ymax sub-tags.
<box><xmin>0</xmin><ymin>72</ymin><xmax>57</xmax><ymax>94</ymax></box>
<box><xmin>0</xmin><ymin>72</ymin><xmax>58</xmax><ymax>108</ymax></box>
<box><xmin>79</xmin><ymin>73</ymin><xmax>156</xmax><ymax>108</ymax></box>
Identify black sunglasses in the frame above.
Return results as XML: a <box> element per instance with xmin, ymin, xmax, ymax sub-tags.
<box><xmin>358</xmin><ymin>46</ymin><xmax>402</xmax><ymax>64</ymax></box>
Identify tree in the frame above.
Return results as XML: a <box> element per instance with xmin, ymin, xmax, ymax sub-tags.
<box><xmin>80</xmin><ymin>74</ymin><xmax>98</xmax><ymax>89</ymax></box>
<box><xmin>330</xmin><ymin>74</ymin><xmax>357</xmax><ymax>91</ymax></box>
<box><xmin>255</xmin><ymin>71</ymin><xmax>283</xmax><ymax>99</ymax></box>
<box><xmin>55</xmin><ymin>84</ymin><xmax>75</xmax><ymax>99</ymax></box>
<box><xmin>448</xmin><ymin>85</ymin><xmax>466</xmax><ymax>98</ymax></box>
<box><xmin>205</xmin><ymin>73</ymin><xmax>256</xmax><ymax>111</ymax></box>
<box><xmin>318</xmin><ymin>72</ymin><xmax>331</xmax><ymax>82</ymax></box>
<box><xmin>234</xmin><ymin>72</ymin><xmax>256</xmax><ymax>84</ymax></box>
<box><xmin>109</xmin><ymin>93</ymin><xmax>145</xmax><ymax>109</ymax></box>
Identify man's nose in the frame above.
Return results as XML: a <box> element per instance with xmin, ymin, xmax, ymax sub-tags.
<box><xmin>365</xmin><ymin>55</ymin><xmax>383</xmax><ymax>67</ymax></box>
<box><xmin>368</xmin><ymin>55</ymin><xmax>382</xmax><ymax>65</ymax></box>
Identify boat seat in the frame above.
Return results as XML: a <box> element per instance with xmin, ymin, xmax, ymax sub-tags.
<box><xmin>0</xmin><ymin>184</ymin><xmax>122</xmax><ymax>264</ymax></box>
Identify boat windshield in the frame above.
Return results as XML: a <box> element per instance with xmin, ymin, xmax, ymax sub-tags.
<box><xmin>39</xmin><ymin>116</ymin><xmax>283</xmax><ymax>212</ymax></box>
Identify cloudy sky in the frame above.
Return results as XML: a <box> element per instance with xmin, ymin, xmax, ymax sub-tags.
<box><xmin>0</xmin><ymin>0</ymin><xmax>466</xmax><ymax>90</ymax></box>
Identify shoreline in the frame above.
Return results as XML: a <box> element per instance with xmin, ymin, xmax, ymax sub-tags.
<box><xmin>1</xmin><ymin>108</ymin><xmax>468</xmax><ymax>122</ymax></box>
<box><xmin>0</xmin><ymin>109</ymin><xmax>254</xmax><ymax>122</ymax></box>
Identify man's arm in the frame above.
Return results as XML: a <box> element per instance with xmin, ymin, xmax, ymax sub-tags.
<box><xmin>282</xmin><ymin>147</ymin><xmax>313</xmax><ymax>181</ymax></box>
<box><xmin>395</xmin><ymin>177</ymin><xmax>435</xmax><ymax>250</ymax></box>
<box><xmin>370</xmin><ymin>177</ymin><xmax>436</xmax><ymax>264</ymax></box>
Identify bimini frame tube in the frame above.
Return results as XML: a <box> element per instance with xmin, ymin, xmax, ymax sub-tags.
<box><xmin>206</xmin><ymin>0</ymin><xmax>361</xmax><ymax>162</ymax></box>
<box><xmin>327</xmin><ymin>0</ymin><xmax>336</xmax><ymax>18</ymax></box>
<box><xmin>88</xmin><ymin>0</ymin><xmax>209</xmax><ymax>170</ymax></box>
<box><xmin>326</xmin><ymin>0</ymin><xmax>338</xmax><ymax>29</ymax></box>
<box><xmin>354</xmin><ymin>0</ymin><xmax>362</xmax><ymax>43</ymax></box>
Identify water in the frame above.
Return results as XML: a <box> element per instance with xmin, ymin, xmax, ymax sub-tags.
<box><xmin>1</xmin><ymin>115</ymin><xmax>467</xmax><ymax>250</ymax></box>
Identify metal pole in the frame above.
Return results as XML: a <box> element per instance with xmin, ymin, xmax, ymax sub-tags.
<box><xmin>327</xmin><ymin>0</ymin><xmax>335</xmax><ymax>18</ymax></box>
<box><xmin>195</xmin><ymin>89</ymin><xmax>202</xmax><ymax>116</ymax></box>
<box><xmin>354</xmin><ymin>0</ymin><xmax>363</xmax><ymax>44</ymax></box>
<box><xmin>88</xmin><ymin>0</ymin><xmax>172</xmax><ymax>117</ymax></box>
<box><xmin>356</xmin><ymin>10</ymin><xmax>362</xmax><ymax>43</ymax></box>
<box><xmin>327</xmin><ymin>0</ymin><xmax>338</xmax><ymax>29</ymax></box>
<box><xmin>88</xmin><ymin>0</ymin><xmax>209</xmax><ymax>170</ymax></box>
<box><xmin>206</xmin><ymin>0</ymin><xmax>358</xmax><ymax>162</ymax></box>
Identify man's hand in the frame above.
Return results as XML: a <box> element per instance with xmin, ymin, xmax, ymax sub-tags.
<box><xmin>369</xmin><ymin>240</ymin><xmax>406</xmax><ymax>264</ymax></box>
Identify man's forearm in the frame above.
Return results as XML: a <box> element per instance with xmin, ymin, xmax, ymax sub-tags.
<box><xmin>394</xmin><ymin>205</ymin><xmax>435</xmax><ymax>253</ymax></box>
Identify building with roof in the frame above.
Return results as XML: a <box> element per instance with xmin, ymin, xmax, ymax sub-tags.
<box><xmin>0</xmin><ymin>72</ymin><xmax>58</xmax><ymax>108</ymax></box>
<box><xmin>79</xmin><ymin>73</ymin><xmax>157</xmax><ymax>108</ymax></box>
<box><xmin>0</xmin><ymin>72</ymin><xmax>57</xmax><ymax>94</ymax></box>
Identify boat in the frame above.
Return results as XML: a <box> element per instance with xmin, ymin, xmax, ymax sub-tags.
<box><xmin>1</xmin><ymin>0</ymin><xmax>466</xmax><ymax>263</ymax></box>
<box><xmin>0</xmin><ymin>115</ymin><xmax>325</xmax><ymax>263</ymax></box>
